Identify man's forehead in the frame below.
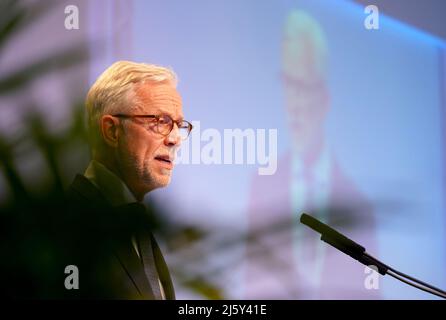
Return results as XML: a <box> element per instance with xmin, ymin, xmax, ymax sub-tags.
<box><xmin>134</xmin><ymin>82</ymin><xmax>183</xmax><ymax>115</ymax></box>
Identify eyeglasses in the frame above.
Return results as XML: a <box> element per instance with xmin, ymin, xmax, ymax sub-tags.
<box><xmin>112</xmin><ymin>114</ymin><xmax>193</xmax><ymax>140</ymax></box>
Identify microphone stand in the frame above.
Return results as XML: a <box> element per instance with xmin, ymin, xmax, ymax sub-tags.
<box><xmin>300</xmin><ymin>213</ymin><xmax>446</xmax><ymax>299</ymax></box>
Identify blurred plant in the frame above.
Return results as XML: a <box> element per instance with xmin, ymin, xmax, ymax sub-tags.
<box><xmin>0</xmin><ymin>0</ymin><xmax>225</xmax><ymax>299</ymax></box>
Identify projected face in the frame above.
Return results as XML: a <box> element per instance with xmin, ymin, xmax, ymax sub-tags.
<box><xmin>116</xmin><ymin>83</ymin><xmax>183</xmax><ymax>199</ymax></box>
<box><xmin>282</xmin><ymin>13</ymin><xmax>330</xmax><ymax>158</ymax></box>
<box><xmin>281</xmin><ymin>68</ymin><xmax>329</xmax><ymax>156</ymax></box>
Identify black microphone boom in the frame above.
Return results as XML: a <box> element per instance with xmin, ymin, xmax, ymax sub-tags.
<box><xmin>300</xmin><ymin>213</ymin><xmax>366</xmax><ymax>261</ymax></box>
<box><xmin>299</xmin><ymin>213</ymin><xmax>446</xmax><ymax>299</ymax></box>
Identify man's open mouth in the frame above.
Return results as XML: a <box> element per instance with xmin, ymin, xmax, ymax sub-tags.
<box><xmin>155</xmin><ymin>155</ymin><xmax>172</xmax><ymax>163</ymax></box>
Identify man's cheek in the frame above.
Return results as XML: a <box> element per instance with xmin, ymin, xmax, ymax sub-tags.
<box><xmin>143</xmin><ymin>157</ymin><xmax>152</xmax><ymax>171</ymax></box>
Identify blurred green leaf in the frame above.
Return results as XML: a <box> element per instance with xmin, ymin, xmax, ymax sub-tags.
<box><xmin>0</xmin><ymin>44</ymin><xmax>88</xmax><ymax>95</ymax></box>
<box><xmin>0</xmin><ymin>0</ymin><xmax>57</xmax><ymax>51</ymax></box>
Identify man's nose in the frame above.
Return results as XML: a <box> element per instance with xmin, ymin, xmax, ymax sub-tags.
<box><xmin>165</xmin><ymin>123</ymin><xmax>181</xmax><ymax>146</ymax></box>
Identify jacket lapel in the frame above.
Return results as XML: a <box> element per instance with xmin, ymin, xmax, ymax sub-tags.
<box><xmin>68</xmin><ymin>174</ymin><xmax>156</xmax><ymax>299</ymax></box>
<box><xmin>151</xmin><ymin>234</ymin><xmax>176</xmax><ymax>300</ymax></box>
<box><xmin>113</xmin><ymin>239</ymin><xmax>155</xmax><ymax>299</ymax></box>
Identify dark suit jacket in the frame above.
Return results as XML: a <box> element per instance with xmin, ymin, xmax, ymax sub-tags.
<box><xmin>61</xmin><ymin>174</ymin><xmax>175</xmax><ymax>299</ymax></box>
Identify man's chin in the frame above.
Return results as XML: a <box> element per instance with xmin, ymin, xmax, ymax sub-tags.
<box><xmin>139</xmin><ymin>174</ymin><xmax>171</xmax><ymax>195</ymax></box>
<box><xmin>153</xmin><ymin>174</ymin><xmax>172</xmax><ymax>188</ymax></box>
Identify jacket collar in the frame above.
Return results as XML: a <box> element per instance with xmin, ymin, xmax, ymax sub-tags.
<box><xmin>84</xmin><ymin>160</ymin><xmax>137</xmax><ymax>206</ymax></box>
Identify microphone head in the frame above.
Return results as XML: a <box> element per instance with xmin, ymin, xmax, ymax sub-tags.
<box><xmin>300</xmin><ymin>212</ymin><xmax>324</xmax><ymax>234</ymax></box>
<box><xmin>299</xmin><ymin>212</ymin><xmax>366</xmax><ymax>259</ymax></box>
<box><xmin>299</xmin><ymin>213</ymin><xmax>311</xmax><ymax>224</ymax></box>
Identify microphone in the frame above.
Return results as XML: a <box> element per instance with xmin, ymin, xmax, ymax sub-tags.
<box><xmin>300</xmin><ymin>213</ymin><xmax>366</xmax><ymax>261</ymax></box>
<box><xmin>299</xmin><ymin>213</ymin><xmax>446</xmax><ymax>299</ymax></box>
<box><xmin>300</xmin><ymin>213</ymin><xmax>388</xmax><ymax>275</ymax></box>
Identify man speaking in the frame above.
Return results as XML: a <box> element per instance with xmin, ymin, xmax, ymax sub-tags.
<box><xmin>64</xmin><ymin>61</ymin><xmax>192</xmax><ymax>299</ymax></box>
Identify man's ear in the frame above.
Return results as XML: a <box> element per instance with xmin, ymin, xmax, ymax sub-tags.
<box><xmin>100</xmin><ymin>115</ymin><xmax>120</xmax><ymax>148</ymax></box>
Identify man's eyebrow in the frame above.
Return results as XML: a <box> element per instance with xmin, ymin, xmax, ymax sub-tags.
<box><xmin>173</xmin><ymin>115</ymin><xmax>185</xmax><ymax>122</ymax></box>
<box><xmin>150</xmin><ymin>109</ymin><xmax>184</xmax><ymax>121</ymax></box>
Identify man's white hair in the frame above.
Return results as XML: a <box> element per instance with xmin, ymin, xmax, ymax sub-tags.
<box><xmin>282</xmin><ymin>10</ymin><xmax>327</xmax><ymax>79</ymax></box>
<box><xmin>86</xmin><ymin>60</ymin><xmax>178</xmax><ymax>147</ymax></box>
